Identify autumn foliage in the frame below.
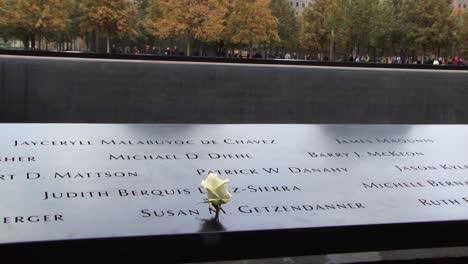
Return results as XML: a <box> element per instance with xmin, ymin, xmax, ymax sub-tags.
<box><xmin>79</xmin><ymin>0</ymin><xmax>138</xmax><ymax>38</ymax></box>
<box><xmin>5</xmin><ymin>0</ymin><xmax>72</xmax><ymax>49</ymax></box>
<box><xmin>0</xmin><ymin>0</ymin><xmax>5</xmax><ymax>25</ymax></box>
<box><xmin>226</xmin><ymin>0</ymin><xmax>280</xmax><ymax>56</ymax></box>
<box><xmin>1</xmin><ymin>0</ymin><xmax>467</xmax><ymax>59</ymax></box>
<box><xmin>144</xmin><ymin>0</ymin><xmax>228</xmax><ymax>56</ymax></box>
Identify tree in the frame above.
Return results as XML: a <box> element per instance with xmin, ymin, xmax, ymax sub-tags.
<box><xmin>300</xmin><ymin>0</ymin><xmax>334</xmax><ymax>60</ymax></box>
<box><xmin>135</xmin><ymin>0</ymin><xmax>155</xmax><ymax>45</ymax></box>
<box><xmin>330</xmin><ymin>0</ymin><xmax>383</xmax><ymax>58</ymax></box>
<box><xmin>144</xmin><ymin>0</ymin><xmax>228</xmax><ymax>56</ymax></box>
<box><xmin>80</xmin><ymin>0</ymin><xmax>139</xmax><ymax>53</ymax></box>
<box><xmin>4</xmin><ymin>0</ymin><xmax>72</xmax><ymax>50</ymax></box>
<box><xmin>226</xmin><ymin>0</ymin><xmax>279</xmax><ymax>58</ymax></box>
<box><xmin>270</xmin><ymin>0</ymin><xmax>298</xmax><ymax>49</ymax></box>
<box><xmin>48</xmin><ymin>0</ymin><xmax>82</xmax><ymax>51</ymax></box>
<box><xmin>460</xmin><ymin>11</ymin><xmax>468</xmax><ymax>57</ymax></box>
<box><xmin>400</xmin><ymin>0</ymin><xmax>458</xmax><ymax>59</ymax></box>
<box><xmin>0</xmin><ymin>0</ymin><xmax>5</xmax><ymax>26</ymax></box>
<box><xmin>0</xmin><ymin>0</ymin><xmax>28</xmax><ymax>48</ymax></box>
<box><xmin>375</xmin><ymin>0</ymin><xmax>406</xmax><ymax>59</ymax></box>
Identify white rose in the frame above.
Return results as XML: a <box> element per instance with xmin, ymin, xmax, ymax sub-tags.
<box><xmin>201</xmin><ymin>172</ymin><xmax>232</xmax><ymax>206</ymax></box>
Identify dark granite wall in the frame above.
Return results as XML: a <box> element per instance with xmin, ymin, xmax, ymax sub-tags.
<box><xmin>1</xmin><ymin>56</ymin><xmax>467</xmax><ymax>123</ymax></box>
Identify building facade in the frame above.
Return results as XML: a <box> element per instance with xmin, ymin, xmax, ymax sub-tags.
<box><xmin>290</xmin><ymin>0</ymin><xmax>466</xmax><ymax>16</ymax></box>
<box><xmin>454</xmin><ymin>0</ymin><xmax>468</xmax><ymax>10</ymax></box>
<box><xmin>453</xmin><ymin>0</ymin><xmax>468</xmax><ymax>11</ymax></box>
<box><xmin>289</xmin><ymin>0</ymin><xmax>314</xmax><ymax>15</ymax></box>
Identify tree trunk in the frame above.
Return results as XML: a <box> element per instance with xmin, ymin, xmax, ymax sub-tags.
<box><xmin>86</xmin><ymin>33</ymin><xmax>91</xmax><ymax>52</ymax></box>
<box><xmin>249</xmin><ymin>44</ymin><xmax>253</xmax><ymax>59</ymax></box>
<box><xmin>186</xmin><ymin>37</ymin><xmax>191</xmax><ymax>56</ymax></box>
<box><xmin>95</xmin><ymin>31</ymin><xmax>100</xmax><ymax>53</ymax></box>
<box><xmin>106</xmin><ymin>36</ymin><xmax>110</xmax><ymax>54</ymax></box>
<box><xmin>329</xmin><ymin>29</ymin><xmax>334</xmax><ymax>62</ymax></box>
<box><xmin>451</xmin><ymin>44</ymin><xmax>455</xmax><ymax>59</ymax></box>
<box><xmin>422</xmin><ymin>46</ymin><xmax>426</xmax><ymax>64</ymax></box>
<box><xmin>372</xmin><ymin>47</ymin><xmax>376</xmax><ymax>63</ymax></box>
<box><xmin>31</xmin><ymin>34</ymin><xmax>36</xmax><ymax>50</ymax></box>
<box><xmin>37</xmin><ymin>33</ymin><xmax>42</xmax><ymax>50</ymax></box>
<box><xmin>170</xmin><ymin>38</ymin><xmax>174</xmax><ymax>55</ymax></box>
<box><xmin>22</xmin><ymin>36</ymin><xmax>29</xmax><ymax>50</ymax></box>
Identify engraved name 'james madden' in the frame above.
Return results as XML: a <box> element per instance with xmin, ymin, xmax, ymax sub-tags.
<box><xmin>109</xmin><ymin>153</ymin><xmax>253</xmax><ymax>161</ymax></box>
<box><xmin>335</xmin><ymin>138</ymin><xmax>434</xmax><ymax>144</ymax></box>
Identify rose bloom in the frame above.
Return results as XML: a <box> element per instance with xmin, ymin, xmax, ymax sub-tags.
<box><xmin>201</xmin><ymin>172</ymin><xmax>232</xmax><ymax>206</ymax></box>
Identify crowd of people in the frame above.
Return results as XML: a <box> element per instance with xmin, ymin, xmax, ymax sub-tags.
<box><xmin>108</xmin><ymin>44</ymin><xmax>466</xmax><ymax>66</ymax></box>
<box><xmin>111</xmin><ymin>45</ymin><xmax>185</xmax><ymax>56</ymax></box>
<box><xmin>351</xmin><ymin>54</ymin><xmax>465</xmax><ymax>65</ymax></box>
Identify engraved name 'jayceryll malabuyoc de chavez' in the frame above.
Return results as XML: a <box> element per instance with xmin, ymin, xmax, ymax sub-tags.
<box><xmin>13</xmin><ymin>139</ymin><xmax>278</xmax><ymax>146</ymax></box>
